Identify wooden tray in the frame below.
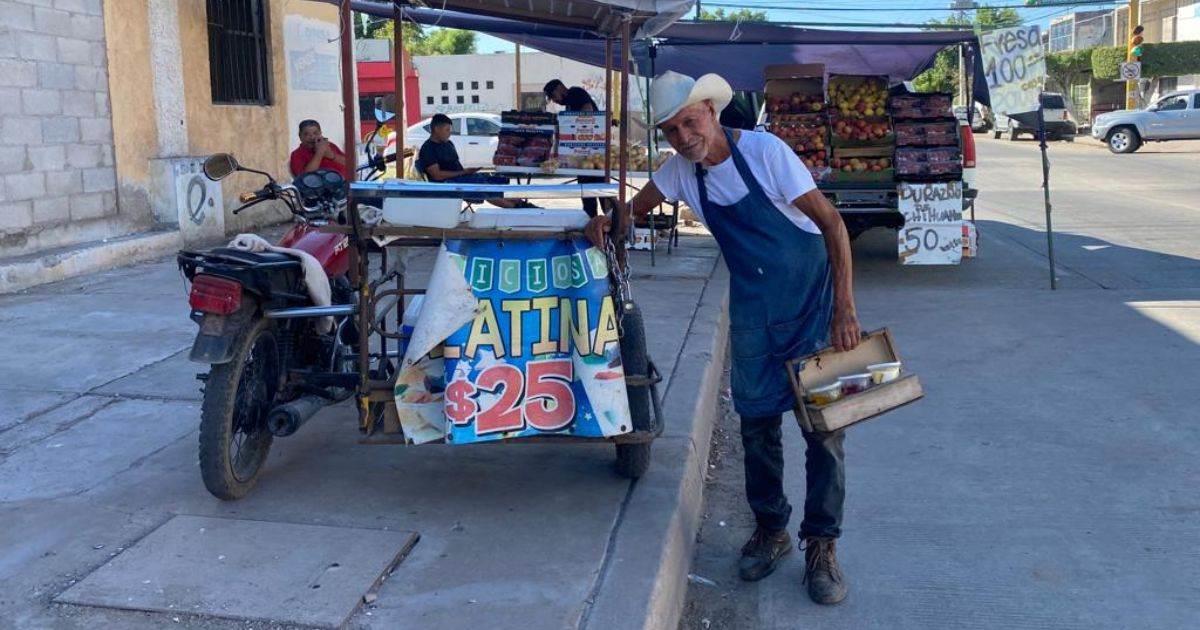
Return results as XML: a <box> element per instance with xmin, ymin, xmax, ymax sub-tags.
<box><xmin>786</xmin><ymin>328</ymin><xmax>923</xmax><ymax>433</ymax></box>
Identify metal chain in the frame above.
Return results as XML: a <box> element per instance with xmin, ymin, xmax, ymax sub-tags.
<box><xmin>604</xmin><ymin>237</ymin><xmax>634</xmax><ymax>337</ymax></box>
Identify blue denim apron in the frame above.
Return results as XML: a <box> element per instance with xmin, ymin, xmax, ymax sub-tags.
<box><xmin>696</xmin><ymin>129</ymin><xmax>834</xmax><ymax>417</ymax></box>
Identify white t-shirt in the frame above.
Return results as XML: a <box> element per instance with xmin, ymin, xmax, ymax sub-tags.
<box><xmin>651</xmin><ymin>130</ymin><xmax>821</xmax><ymax>235</ymax></box>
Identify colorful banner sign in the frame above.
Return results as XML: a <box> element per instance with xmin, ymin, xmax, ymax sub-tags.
<box><xmin>413</xmin><ymin>237</ymin><xmax>631</xmax><ymax>445</ymax></box>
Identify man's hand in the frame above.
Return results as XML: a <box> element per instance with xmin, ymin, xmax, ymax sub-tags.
<box><xmin>314</xmin><ymin>137</ymin><xmax>331</xmax><ymax>157</ymax></box>
<box><xmin>585</xmin><ymin>214</ymin><xmax>611</xmax><ymax>247</ymax></box>
<box><xmin>830</xmin><ymin>306</ymin><xmax>861</xmax><ymax>352</ymax></box>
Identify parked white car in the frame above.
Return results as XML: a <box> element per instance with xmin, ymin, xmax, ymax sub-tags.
<box><xmin>392</xmin><ymin>113</ymin><xmax>502</xmax><ymax>169</ymax></box>
<box><xmin>1091</xmin><ymin>90</ymin><xmax>1200</xmax><ymax>154</ymax></box>
<box><xmin>992</xmin><ymin>93</ymin><xmax>1078</xmax><ymax>141</ymax></box>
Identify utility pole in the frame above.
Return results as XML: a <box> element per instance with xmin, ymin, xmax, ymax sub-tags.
<box><xmin>1126</xmin><ymin>0</ymin><xmax>1142</xmax><ymax>109</ymax></box>
<box><xmin>515</xmin><ymin>43</ymin><xmax>522</xmax><ymax>110</ymax></box>
<box><xmin>950</xmin><ymin>0</ymin><xmax>978</xmax><ymax>107</ymax></box>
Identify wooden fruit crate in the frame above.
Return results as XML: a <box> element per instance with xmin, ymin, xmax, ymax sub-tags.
<box><xmin>786</xmin><ymin>328</ymin><xmax>923</xmax><ymax>433</ymax></box>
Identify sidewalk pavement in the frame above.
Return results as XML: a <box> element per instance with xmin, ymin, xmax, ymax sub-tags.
<box><xmin>0</xmin><ymin>234</ymin><xmax>727</xmax><ymax>630</ymax></box>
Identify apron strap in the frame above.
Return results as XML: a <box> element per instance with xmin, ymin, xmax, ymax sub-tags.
<box><xmin>694</xmin><ymin>128</ymin><xmax>772</xmax><ymax>212</ymax></box>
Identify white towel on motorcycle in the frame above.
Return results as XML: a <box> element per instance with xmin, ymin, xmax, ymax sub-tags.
<box><xmin>227</xmin><ymin>233</ymin><xmax>333</xmax><ymax>334</ymax></box>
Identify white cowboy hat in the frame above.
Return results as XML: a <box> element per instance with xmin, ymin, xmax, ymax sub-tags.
<box><xmin>650</xmin><ymin>71</ymin><xmax>734</xmax><ymax>126</ymax></box>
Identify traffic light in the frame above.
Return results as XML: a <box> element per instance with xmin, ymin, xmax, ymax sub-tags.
<box><xmin>1129</xmin><ymin>24</ymin><xmax>1145</xmax><ymax>61</ymax></box>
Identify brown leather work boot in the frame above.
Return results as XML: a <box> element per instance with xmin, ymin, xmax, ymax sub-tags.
<box><xmin>803</xmin><ymin>537</ymin><xmax>848</xmax><ymax>605</ymax></box>
<box><xmin>738</xmin><ymin>527</ymin><xmax>792</xmax><ymax>582</ymax></box>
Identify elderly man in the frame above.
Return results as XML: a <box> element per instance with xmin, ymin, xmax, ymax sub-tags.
<box><xmin>586</xmin><ymin>72</ymin><xmax>860</xmax><ymax>605</ymax></box>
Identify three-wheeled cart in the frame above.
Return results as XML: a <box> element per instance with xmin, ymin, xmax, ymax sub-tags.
<box><xmin>321</xmin><ymin>0</ymin><xmax>692</xmax><ymax>477</ymax></box>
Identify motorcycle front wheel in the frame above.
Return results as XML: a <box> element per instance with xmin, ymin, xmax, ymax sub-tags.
<box><xmin>199</xmin><ymin>316</ymin><xmax>278</xmax><ymax>500</ymax></box>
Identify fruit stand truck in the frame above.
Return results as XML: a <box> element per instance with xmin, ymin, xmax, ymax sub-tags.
<box><xmin>758</xmin><ymin>67</ymin><xmax>979</xmax><ymax>244</ymax></box>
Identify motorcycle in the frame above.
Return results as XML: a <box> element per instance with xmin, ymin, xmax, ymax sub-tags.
<box><xmin>178</xmin><ymin>153</ymin><xmax>388</xmax><ymax>500</ymax></box>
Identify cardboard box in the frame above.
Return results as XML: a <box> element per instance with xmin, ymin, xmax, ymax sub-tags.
<box><xmin>962</xmin><ymin>220</ymin><xmax>978</xmax><ymax>258</ymax></box>
<box><xmin>786</xmin><ymin>328</ymin><xmax>923</xmax><ymax>433</ymax></box>
<box><xmin>765</xmin><ymin>63</ymin><xmax>826</xmax><ymax>82</ymax></box>
<box><xmin>557</xmin><ymin>112</ymin><xmax>606</xmax><ymax>142</ymax></box>
<box><xmin>630</xmin><ymin>227</ymin><xmax>663</xmax><ymax>251</ymax></box>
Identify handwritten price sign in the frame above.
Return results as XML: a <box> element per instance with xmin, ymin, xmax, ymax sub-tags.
<box><xmin>979</xmin><ymin>25</ymin><xmax>1045</xmax><ymax>116</ymax></box>
<box><xmin>898</xmin><ymin>181</ymin><xmax>964</xmax><ymax>265</ymax></box>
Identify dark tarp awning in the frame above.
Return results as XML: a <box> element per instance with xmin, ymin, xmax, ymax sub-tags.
<box><xmin>345</xmin><ymin>3</ymin><xmax>990</xmax><ymax>105</ymax></box>
<box><xmin>335</xmin><ymin>0</ymin><xmax>694</xmax><ymax>38</ymax></box>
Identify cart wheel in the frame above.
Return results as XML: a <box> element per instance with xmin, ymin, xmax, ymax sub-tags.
<box><xmin>615</xmin><ymin>442</ymin><xmax>652</xmax><ymax>479</ymax></box>
<box><xmin>619</xmin><ymin>301</ymin><xmax>656</xmax><ymax>434</ymax></box>
<box><xmin>614</xmin><ymin>300</ymin><xmax>655</xmax><ymax>479</ymax></box>
<box><xmin>199</xmin><ymin>316</ymin><xmax>277</xmax><ymax>500</ymax></box>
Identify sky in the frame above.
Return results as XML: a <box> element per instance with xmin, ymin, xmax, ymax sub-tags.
<box><xmin>470</xmin><ymin>0</ymin><xmax>1126</xmax><ymax>54</ymax></box>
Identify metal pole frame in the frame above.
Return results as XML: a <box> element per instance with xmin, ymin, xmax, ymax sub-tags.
<box><xmin>394</xmin><ymin>2</ymin><xmax>406</xmax><ymax>173</ymax></box>
<box><xmin>337</xmin><ymin>1</ymin><xmax>375</xmax><ymax>430</ymax></box>
<box><xmin>604</xmin><ymin>38</ymin><xmax>614</xmax><ymax>181</ymax></box>
<box><xmin>619</xmin><ymin>19</ymin><xmax>632</xmax><ymax>260</ymax></box>
<box><xmin>1036</xmin><ymin>103</ymin><xmax>1057</xmax><ymax>291</ymax></box>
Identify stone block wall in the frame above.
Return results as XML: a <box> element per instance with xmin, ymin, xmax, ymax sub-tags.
<box><xmin>0</xmin><ymin>0</ymin><xmax>124</xmax><ymax>257</ymax></box>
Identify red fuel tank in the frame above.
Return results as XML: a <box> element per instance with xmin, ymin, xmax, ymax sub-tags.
<box><xmin>278</xmin><ymin>222</ymin><xmax>351</xmax><ymax>278</ymax></box>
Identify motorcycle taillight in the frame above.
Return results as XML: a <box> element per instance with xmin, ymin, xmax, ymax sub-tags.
<box><xmin>189</xmin><ymin>275</ymin><xmax>243</xmax><ymax>315</ymax></box>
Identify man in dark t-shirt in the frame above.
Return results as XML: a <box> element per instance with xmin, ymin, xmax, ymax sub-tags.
<box><xmin>543</xmin><ymin>79</ymin><xmax>599</xmax><ymax>112</ymax></box>
<box><xmin>418</xmin><ymin>114</ymin><xmax>525</xmax><ymax>208</ymax></box>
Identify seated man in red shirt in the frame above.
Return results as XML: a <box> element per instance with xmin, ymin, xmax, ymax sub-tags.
<box><xmin>289</xmin><ymin>119</ymin><xmax>349</xmax><ymax>178</ymax></box>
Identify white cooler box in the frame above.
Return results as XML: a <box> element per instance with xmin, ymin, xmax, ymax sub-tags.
<box><xmin>382</xmin><ymin>197</ymin><xmax>465</xmax><ymax>228</ymax></box>
<box><xmin>467</xmin><ymin>208</ymin><xmax>589</xmax><ymax>231</ymax></box>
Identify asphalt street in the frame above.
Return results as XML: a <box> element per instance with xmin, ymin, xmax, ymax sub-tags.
<box><xmin>681</xmin><ymin>136</ymin><xmax>1200</xmax><ymax>629</ymax></box>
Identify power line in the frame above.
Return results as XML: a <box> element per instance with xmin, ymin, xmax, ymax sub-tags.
<box><xmin>683</xmin><ymin>18</ymin><xmax>976</xmax><ymax>28</ymax></box>
<box><xmin>702</xmin><ymin>0</ymin><xmax>1122</xmax><ymax>12</ymax></box>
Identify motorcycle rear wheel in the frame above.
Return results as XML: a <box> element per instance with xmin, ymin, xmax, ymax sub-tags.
<box><xmin>199</xmin><ymin>316</ymin><xmax>278</xmax><ymax>500</ymax></box>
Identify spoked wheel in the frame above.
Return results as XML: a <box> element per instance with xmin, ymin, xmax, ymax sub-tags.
<box><xmin>199</xmin><ymin>316</ymin><xmax>278</xmax><ymax>500</ymax></box>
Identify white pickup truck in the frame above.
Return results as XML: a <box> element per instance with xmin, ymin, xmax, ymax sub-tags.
<box><xmin>1092</xmin><ymin>90</ymin><xmax>1200</xmax><ymax>154</ymax></box>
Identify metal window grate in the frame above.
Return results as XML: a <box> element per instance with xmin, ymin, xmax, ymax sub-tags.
<box><xmin>207</xmin><ymin>0</ymin><xmax>271</xmax><ymax>105</ymax></box>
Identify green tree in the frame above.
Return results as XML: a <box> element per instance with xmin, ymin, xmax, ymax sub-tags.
<box><xmin>355</xmin><ymin>13</ymin><xmax>477</xmax><ymax>56</ymax></box>
<box><xmin>419</xmin><ymin>28</ymin><xmax>477</xmax><ymax>55</ymax></box>
<box><xmin>1045</xmin><ymin>48</ymin><xmax>1093</xmax><ymax>94</ymax></box>
<box><xmin>913</xmin><ymin>6</ymin><xmax>1021</xmax><ymax>95</ymax></box>
<box><xmin>698</xmin><ymin>8</ymin><xmax>768</xmax><ymax>21</ymax></box>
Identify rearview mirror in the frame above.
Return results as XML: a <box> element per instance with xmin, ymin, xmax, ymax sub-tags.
<box><xmin>374</xmin><ymin>94</ymin><xmax>396</xmax><ymax>124</ymax></box>
<box><xmin>203</xmin><ymin>153</ymin><xmax>239</xmax><ymax>181</ymax></box>
<box><xmin>375</xmin><ymin>108</ymin><xmax>396</xmax><ymax>124</ymax></box>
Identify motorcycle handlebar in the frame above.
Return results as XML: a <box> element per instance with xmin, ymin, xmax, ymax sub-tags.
<box><xmin>230</xmin><ymin>169</ymin><xmax>343</xmax><ymax>219</ymax></box>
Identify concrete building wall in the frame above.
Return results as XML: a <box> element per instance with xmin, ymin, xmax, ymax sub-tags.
<box><xmin>1</xmin><ymin>0</ymin><xmax>343</xmax><ymax>261</ymax></box>
<box><xmin>172</xmin><ymin>0</ymin><xmax>341</xmax><ymax>234</ymax></box>
<box><xmin>412</xmin><ymin>51</ymin><xmax>612</xmax><ymax>119</ymax></box>
<box><xmin>1</xmin><ymin>0</ymin><xmax>122</xmax><ymax>258</ymax></box>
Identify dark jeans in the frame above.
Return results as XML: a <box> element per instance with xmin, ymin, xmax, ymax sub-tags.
<box><xmin>578</xmin><ymin>175</ymin><xmax>607</xmax><ymax>218</ymax></box>
<box><xmin>741</xmin><ymin>413</ymin><xmax>845</xmax><ymax>538</ymax></box>
<box><xmin>447</xmin><ymin>173</ymin><xmax>510</xmax><ymax>185</ymax></box>
<box><xmin>447</xmin><ymin>173</ymin><xmax>509</xmax><ymax>204</ymax></box>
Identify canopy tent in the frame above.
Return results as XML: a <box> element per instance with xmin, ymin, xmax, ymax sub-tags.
<box><xmin>345</xmin><ymin>3</ymin><xmax>989</xmax><ymax>104</ymax></box>
<box><xmin>334</xmin><ymin>0</ymin><xmax>694</xmax><ymax>38</ymax></box>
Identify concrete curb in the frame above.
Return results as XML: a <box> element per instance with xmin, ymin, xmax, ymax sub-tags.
<box><xmin>582</xmin><ymin>259</ymin><xmax>730</xmax><ymax>630</ymax></box>
<box><xmin>0</xmin><ymin>229</ymin><xmax>182</xmax><ymax>294</ymax></box>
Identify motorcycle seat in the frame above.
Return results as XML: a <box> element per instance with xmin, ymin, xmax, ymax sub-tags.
<box><xmin>208</xmin><ymin>248</ymin><xmax>301</xmax><ymax>266</ymax></box>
